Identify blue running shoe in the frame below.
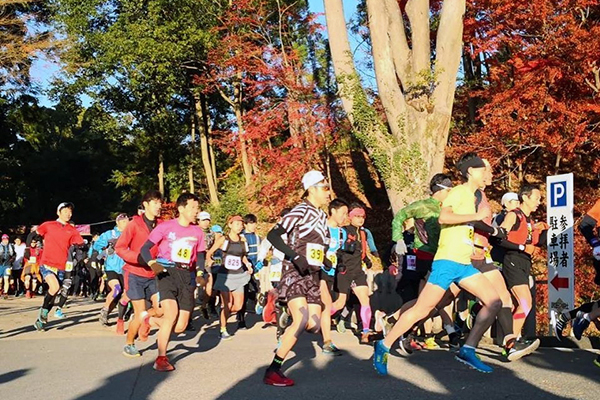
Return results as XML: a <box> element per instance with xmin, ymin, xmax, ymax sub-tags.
<box><xmin>54</xmin><ymin>308</ymin><xmax>66</xmax><ymax>319</ymax></box>
<box><xmin>39</xmin><ymin>308</ymin><xmax>49</xmax><ymax>324</ymax></box>
<box><xmin>255</xmin><ymin>303</ymin><xmax>264</xmax><ymax>315</ymax></box>
<box><xmin>572</xmin><ymin>316</ymin><xmax>590</xmax><ymax>340</ymax></box>
<box><xmin>373</xmin><ymin>340</ymin><xmax>390</xmax><ymax>376</ymax></box>
<box><xmin>33</xmin><ymin>318</ymin><xmax>45</xmax><ymax>332</ymax></box>
<box><xmin>455</xmin><ymin>346</ymin><xmax>492</xmax><ymax>373</ymax></box>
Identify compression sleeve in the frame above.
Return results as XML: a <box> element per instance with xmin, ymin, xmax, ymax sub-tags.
<box><xmin>472</xmin><ymin>220</ymin><xmax>495</xmax><ymax>235</ymax></box>
<box><xmin>266</xmin><ymin>224</ymin><xmax>297</xmax><ymax>260</ymax></box>
<box><xmin>139</xmin><ymin>240</ymin><xmax>155</xmax><ymax>266</ymax></box>
<box><xmin>196</xmin><ymin>251</ymin><xmax>206</xmax><ymax>272</ymax></box>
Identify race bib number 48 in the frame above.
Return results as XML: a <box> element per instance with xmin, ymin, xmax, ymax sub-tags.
<box><xmin>171</xmin><ymin>239</ymin><xmax>193</xmax><ymax>264</ymax></box>
<box><xmin>306</xmin><ymin>243</ymin><xmax>325</xmax><ymax>266</ymax></box>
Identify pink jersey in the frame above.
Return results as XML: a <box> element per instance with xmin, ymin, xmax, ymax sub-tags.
<box><xmin>148</xmin><ymin>219</ymin><xmax>206</xmax><ymax>266</ymax></box>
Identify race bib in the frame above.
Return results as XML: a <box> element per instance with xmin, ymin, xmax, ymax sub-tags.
<box><xmin>65</xmin><ymin>262</ymin><xmax>74</xmax><ymax>272</ymax></box>
<box><xmin>224</xmin><ymin>255</ymin><xmax>242</xmax><ymax>270</ymax></box>
<box><xmin>306</xmin><ymin>243</ymin><xmax>325</xmax><ymax>267</ymax></box>
<box><xmin>465</xmin><ymin>226</ymin><xmax>475</xmax><ymax>247</ymax></box>
<box><xmin>212</xmin><ymin>256</ymin><xmax>223</xmax><ymax>267</ymax></box>
<box><xmin>406</xmin><ymin>255</ymin><xmax>417</xmax><ymax>271</ymax></box>
<box><xmin>29</xmin><ymin>256</ymin><xmax>37</xmax><ymax>264</ymax></box>
<box><xmin>485</xmin><ymin>247</ymin><xmax>493</xmax><ymax>264</ymax></box>
<box><xmin>326</xmin><ymin>252</ymin><xmax>337</xmax><ymax>268</ymax></box>
<box><xmin>269</xmin><ymin>263</ymin><xmax>282</xmax><ymax>282</ymax></box>
<box><xmin>172</xmin><ymin>240</ymin><xmax>193</xmax><ymax>264</ymax></box>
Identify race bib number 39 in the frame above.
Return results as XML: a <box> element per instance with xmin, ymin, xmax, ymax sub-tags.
<box><xmin>306</xmin><ymin>243</ymin><xmax>325</xmax><ymax>266</ymax></box>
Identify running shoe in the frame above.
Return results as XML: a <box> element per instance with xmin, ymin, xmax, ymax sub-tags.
<box><xmin>153</xmin><ymin>356</ymin><xmax>175</xmax><ymax>372</ymax></box>
<box><xmin>116</xmin><ymin>319</ymin><xmax>125</xmax><ymax>335</ymax></box>
<box><xmin>594</xmin><ymin>354</ymin><xmax>600</xmax><ymax>369</ymax></box>
<box><xmin>455</xmin><ymin>346</ymin><xmax>492</xmax><ymax>373</ymax></box>
<box><xmin>186</xmin><ymin>321</ymin><xmax>196</xmax><ymax>331</ymax></box>
<box><xmin>39</xmin><ymin>308</ymin><xmax>49</xmax><ymax>324</ymax></box>
<box><xmin>263</xmin><ymin>369</ymin><xmax>294</xmax><ymax>387</ymax></box>
<box><xmin>449</xmin><ymin>332</ymin><xmax>461</xmax><ymax>351</ymax></box>
<box><xmin>26</xmin><ymin>290</ymin><xmax>32</xmax><ymax>299</ymax></box>
<box><xmin>466</xmin><ymin>300</ymin><xmax>477</xmax><ymax>330</ymax></box>
<box><xmin>373</xmin><ymin>340</ymin><xmax>390</xmax><ymax>375</ymax></box>
<box><xmin>424</xmin><ymin>337</ymin><xmax>440</xmax><ymax>349</ymax></box>
<box><xmin>123</xmin><ymin>344</ymin><xmax>140</xmax><ymax>358</ymax></box>
<box><xmin>398</xmin><ymin>337</ymin><xmax>415</xmax><ymax>356</ymax></box>
<box><xmin>550</xmin><ymin>310</ymin><xmax>569</xmax><ymax>341</ymax></box>
<box><xmin>322</xmin><ymin>342</ymin><xmax>343</xmax><ymax>356</ymax></box>
<box><xmin>503</xmin><ymin>338</ymin><xmax>540</xmax><ymax>362</ymax></box>
<box><xmin>336</xmin><ymin>317</ymin><xmax>346</xmax><ymax>334</ymax></box>
<box><xmin>220</xmin><ymin>330</ymin><xmax>233</xmax><ymax>341</ymax></box>
<box><xmin>255</xmin><ymin>303</ymin><xmax>264</xmax><ymax>315</ymax></box>
<box><xmin>138</xmin><ymin>315</ymin><xmax>151</xmax><ymax>342</ymax></box>
<box><xmin>572</xmin><ymin>315</ymin><xmax>590</xmax><ymax>340</ymax></box>
<box><xmin>99</xmin><ymin>307</ymin><xmax>109</xmax><ymax>326</ymax></box>
<box><xmin>54</xmin><ymin>308</ymin><xmax>65</xmax><ymax>319</ymax></box>
<box><xmin>33</xmin><ymin>318</ymin><xmax>45</xmax><ymax>332</ymax></box>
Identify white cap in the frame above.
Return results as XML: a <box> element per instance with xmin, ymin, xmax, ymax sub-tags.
<box><xmin>57</xmin><ymin>202</ymin><xmax>74</xmax><ymax>213</ymax></box>
<box><xmin>302</xmin><ymin>170</ymin><xmax>326</xmax><ymax>190</ymax></box>
<box><xmin>501</xmin><ymin>192</ymin><xmax>519</xmax><ymax>206</ymax></box>
<box><xmin>198</xmin><ymin>211</ymin><xmax>211</xmax><ymax>221</ymax></box>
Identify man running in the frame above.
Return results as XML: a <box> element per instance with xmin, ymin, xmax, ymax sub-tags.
<box><xmin>0</xmin><ymin>234</ymin><xmax>15</xmax><ymax>299</ymax></box>
<box><xmin>373</xmin><ymin>153</ymin><xmax>502</xmax><ymax>374</ymax></box>
<box><xmin>140</xmin><ymin>193</ymin><xmax>206</xmax><ymax>371</ymax></box>
<box><xmin>116</xmin><ymin>190</ymin><xmax>163</xmax><ymax>357</ymax></box>
<box><xmin>96</xmin><ymin>214</ymin><xmax>130</xmax><ymax>334</ymax></box>
<box><xmin>34</xmin><ymin>202</ymin><xmax>84</xmax><ymax>331</ymax></box>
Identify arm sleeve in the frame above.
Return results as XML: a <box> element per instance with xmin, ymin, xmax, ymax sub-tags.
<box><xmin>114</xmin><ymin>224</ymin><xmax>139</xmax><ymax>265</ymax></box>
<box><xmin>495</xmin><ymin>238</ymin><xmax>522</xmax><ymax>251</ymax></box>
<box><xmin>365</xmin><ymin>228</ymin><xmax>378</xmax><ymax>254</ymax></box>
<box><xmin>196</xmin><ymin>251</ymin><xmax>206</xmax><ymax>272</ymax></box>
<box><xmin>472</xmin><ymin>220</ymin><xmax>495</xmax><ymax>235</ymax></box>
<box><xmin>139</xmin><ymin>239</ymin><xmax>156</xmax><ymax>266</ymax></box>
<box><xmin>266</xmin><ymin>224</ymin><xmax>297</xmax><ymax>260</ymax></box>
<box><xmin>579</xmin><ymin>214</ymin><xmax>599</xmax><ymax>247</ymax></box>
<box><xmin>392</xmin><ymin>202</ymin><xmax>421</xmax><ymax>242</ymax></box>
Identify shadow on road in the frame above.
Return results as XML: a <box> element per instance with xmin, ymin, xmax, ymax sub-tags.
<box><xmin>0</xmin><ymin>369</ymin><xmax>30</xmax><ymax>385</ymax></box>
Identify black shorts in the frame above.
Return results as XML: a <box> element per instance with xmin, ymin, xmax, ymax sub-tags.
<box><xmin>471</xmin><ymin>258</ymin><xmax>497</xmax><ymax>274</ymax></box>
<box><xmin>320</xmin><ymin>271</ymin><xmax>336</xmax><ymax>293</ymax></box>
<box><xmin>336</xmin><ymin>268</ymin><xmax>368</xmax><ymax>294</ymax></box>
<box><xmin>105</xmin><ymin>271</ymin><xmax>124</xmax><ymax>287</ymax></box>
<box><xmin>502</xmin><ymin>252</ymin><xmax>531</xmax><ymax>289</ymax></box>
<box><xmin>156</xmin><ymin>267</ymin><xmax>195</xmax><ymax>312</ymax></box>
<box><xmin>124</xmin><ymin>270</ymin><xmax>157</xmax><ymax>301</ymax></box>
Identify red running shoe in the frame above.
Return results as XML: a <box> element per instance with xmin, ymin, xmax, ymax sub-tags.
<box><xmin>153</xmin><ymin>356</ymin><xmax>175</xmax><ymax>372</ymax></box>
<box><xmin>26</xmin><ymin>290</ymin><xmax>32</xmax><ymax>299</ymax></box>
<box><xmin>263</xmin><ymin>369</ymin><xmax>294</xmax><ymax>387</ymax></box>
<box><xmin>138</xmin><ymin>315</ymin><xmax>150</xmax><ymax>342</ymax></box>
<box><xmin>116</xmin><ymin>319</ymin><xmax>125</xmax><ymax>335</ymax></box>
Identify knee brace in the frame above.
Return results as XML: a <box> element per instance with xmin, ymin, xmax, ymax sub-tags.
<box><xmin>60</xmin><ymin>278</ymin><xmax>72</xmax><ymax>297</ymax></box>
<box><xmin>113</xmin><ymin>284</ymin><xmax>122</xmax><ymax>299</ymax></box>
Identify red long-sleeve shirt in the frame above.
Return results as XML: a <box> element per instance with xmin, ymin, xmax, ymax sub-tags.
<box><xmin>37</xmin><ymin>221</ymin><xmax>84</xmax><ymax>270</ymax></box>
<box><xmin>115</xmin><ymin>215</ymin><xmax>159</xmax><ymax>278</ymax></box>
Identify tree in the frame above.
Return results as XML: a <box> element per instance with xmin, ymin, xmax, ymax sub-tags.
<box><xmin>324</xmin><ymin>0</ymin><xmax>466</xmax><ymax>213</ymax></box>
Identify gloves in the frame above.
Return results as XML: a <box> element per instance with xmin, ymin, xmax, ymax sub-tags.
<box><xmin>292</xmin><ymin>254</ymin><xmax>310</xmax><ymax>275</ymax></box>
<box><xmin>149</xmin><ymin>261</ymin><xmax>167</xmax><ymax>275</ymax></box>
<box><xmin>395</xmin><ymin>239</ymin><xmax>407</xmax><ymax>256</ymax></box>
<box><xmin>593</xmin><ymin>246</ymin><xmax>600</xmax><ymax>261</ymax></box>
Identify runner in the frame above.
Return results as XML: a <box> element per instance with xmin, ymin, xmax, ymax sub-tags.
<box><xmin>552</xmin><ymin>197</ymin><xmax>600</xmax><ymax>360</ymax></box>
<box><xmin>471</xmin><ymin>160</ymin><xmax>540</xmax><ymax>360</ymax></box>
<box><xmin>263</xmin><ymin>170</ymin><xmax>330</xmax><ymax>387</ymax></box>
<box><xmin>332</xmin><ymin>204</ymin><xmax>375</xmax><ymax>344</ymax></box>
<box><xmin>12</xmin><ymin>237</ymin><xmax>26</xmax><ymax>297</ymax></box>
<box><xmin>493</xmin><ymin>192</ymin><xmax>520</xmax><ymax>227</ymax></box>
<box><xmin>139</xmin><ymin>193</ymin><xmax>206</xmax><ymax>371</ymax></box>
<box><xmin>96</xmin><ymin>214</ymin><xmax>130</xmax><ymax>334</ymax></box>
<box><xmin>33</xmin><ymin>202</ymin><xmax>84</xmax><ymax>331</ymax></box>
<box><xmin>115</xmin><ymin>190</ymin><xmax>163</xmax><ymax>357</ymax></box>
<box><xmin>497</xmin><ymin>184</ymin><xmax>547</xmax><ymax>342</ymax></box>
<box><xmin>208</xmin><ymin>215</ymin><xmax>253</xmax><ymax>340</ymax></box>
<box><xmin>0</xmin><ymin>234</ymin><xmax>15</xmax><ymax>299</ymax></box>
<box><xmin>197</xmin><ymin>211</ymin><xmax>215</xmax><ymax>319</ymax></box>
<box><xmin>238</xmin><ymin>214</ymin><xmax>261</xmax><ymax>328</ymax></box>
<box><xmin>320</xmin><ymin>198</ymin><xmax>348</xmax><ymax>355</ymax></box>
<box><xmin>22</xmin><ymin>238</ymin><xmax>42</xmax><ymax>298</ymax></box>
<box><xmin>373</xmin><ymin>153</ymin><xmax>502</xmax><ymax>375</ymax></box>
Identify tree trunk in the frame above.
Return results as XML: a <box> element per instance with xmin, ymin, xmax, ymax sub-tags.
<box><xmin>325</xmin><ymin>0</ymin><xmax>466</xmax><ymax>213</ymax></box>
<box><xmin>195</xmin><ymin>93</ymin><xmax>220</xmax><ymax>205</ymax></box>
<box><xmin>234</xmin><ymin>103</ymin><xmax>253</xmax><ymax>186</ymax></box>
<box><xmin>158</xmin><ymin>152</ymin><xmax>164</xmax><ymax>197</ymax></box>
<box><xmin>189</xmin><ymin>109</ymin><xmax>196</xmax><ymax>194</ymax></box>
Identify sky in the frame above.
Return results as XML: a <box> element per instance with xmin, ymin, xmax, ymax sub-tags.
<box><xmin>30</xmin><ymin>0</ymin><xmax>371</xmax><ymax>108</ymax></box>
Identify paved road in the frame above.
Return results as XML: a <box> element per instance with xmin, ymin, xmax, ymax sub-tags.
<box><xmin>0</xmin><ymin>297</ymin><xmax>598</xmax><ymax>400</ymax></box>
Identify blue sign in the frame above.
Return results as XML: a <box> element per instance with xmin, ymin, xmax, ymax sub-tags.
<box><xmin>550</xmin><ymin>181</ymin><xmax>567</xmax><ymax>208</ymax></box>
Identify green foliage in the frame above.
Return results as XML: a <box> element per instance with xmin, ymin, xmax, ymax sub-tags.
<box><xmin>205</xmin><ymin>171</ymin><xmax>248</xmax><ymax>227</ymax></box>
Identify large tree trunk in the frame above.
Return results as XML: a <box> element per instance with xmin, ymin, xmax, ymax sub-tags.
<box><xmin>324</xmin><ymin>0</ymin><xmax>465</xmax><ymax>213</ymax></box>
<box><xmin>195</xmin><ymin>93</ymin><xmax>220</xmax><ymax>205</ymax></box>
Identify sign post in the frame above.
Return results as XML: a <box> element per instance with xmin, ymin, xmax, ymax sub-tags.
<box><xmin>547</xmin><ymin>173</ymin><xmax>575</xmax><ymax>321</ymax></box>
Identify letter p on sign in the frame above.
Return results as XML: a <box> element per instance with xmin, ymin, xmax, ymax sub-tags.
<box><xmin>550</xmin><ymin>181</ymin><xmax>567</xmax><ymax>208</ymax></box>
